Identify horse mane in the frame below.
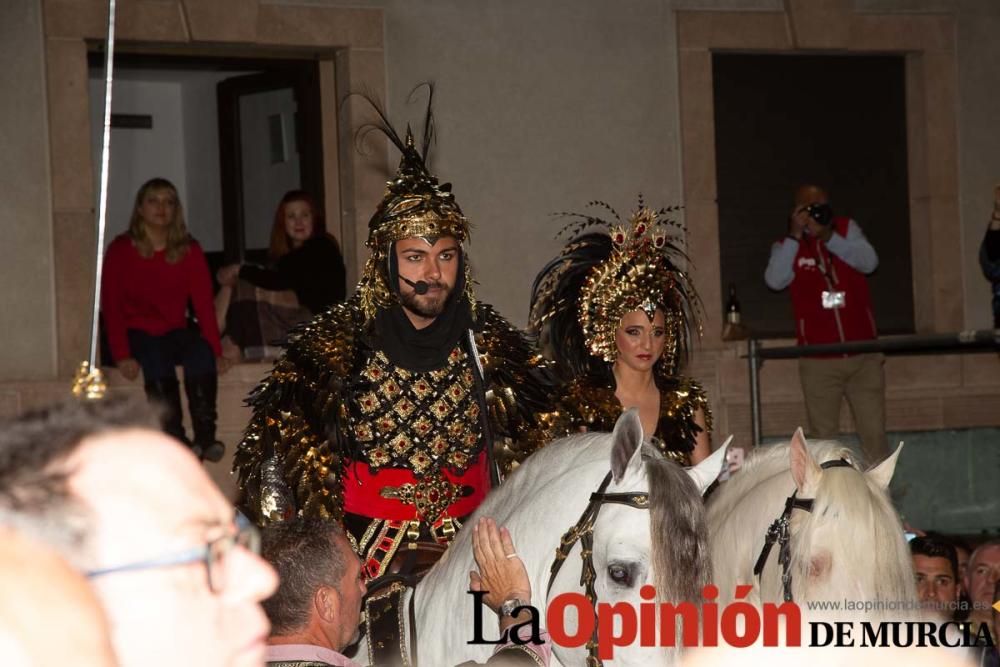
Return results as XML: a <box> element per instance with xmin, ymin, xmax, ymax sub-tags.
<box><xmin>708</xmin><ymin>440</ymin><xmax>855</xmax><ymax>521</ymax></box>
<box><xmin>792</xmin><ymin>447</ymin><xmax>915</xmax><ymax>609</ymax></box>
<box><xmin>708</xmin><ymin>439</ymin><xmax>915</xmax><ymax>610</ymax></box>
<box><xmin>644</xmin><ymin>448</ymin><xmax>711</xmax><ymax>604</ymax></box>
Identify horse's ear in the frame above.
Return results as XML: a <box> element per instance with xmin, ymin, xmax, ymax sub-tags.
<box><xmin>789</xmin><ymin>427</ymin><xmax>820</xmax><ymax>493</ymax></box>
<box><xmin>686</xmin><ymin>435</ymin><xmax>732</xmax><ymax>495</ymax></box>
<box><xmin>866</xmin><ymin>442</ymin><xmax>903</xmax><ymax>490</ymax></box>
<box><xmin>611</xmin><ymin>408</ymin><xmax>644</xmax><ymax>483</ymax></box>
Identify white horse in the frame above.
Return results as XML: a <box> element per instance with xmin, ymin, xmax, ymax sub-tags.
<box><xmin>357</xmin><ymin>410</ymin><xmax>727</xmax><ymax>666</ymax></box>
<box><xmin>706</xmin><ymin>429</ymin><xmax>917</xmax><ymax>620</ymax></box>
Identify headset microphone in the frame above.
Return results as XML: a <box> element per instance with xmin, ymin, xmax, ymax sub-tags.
<box><xmin>400</xmin><ymin>276</ymin><xmax>430</xmax><ymax>295</ymax></box>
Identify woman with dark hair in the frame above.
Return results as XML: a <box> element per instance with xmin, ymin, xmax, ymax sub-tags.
<box><xmin>216</xmin><ymin>190</ymin><xmax>346</xmax><ymax>358</ymax></box>
<box><xmin>101</xmin><ymin>177</ymin><xmax>228</xmax><ymax>462</ymax></box>
<box><xmin>222</xmin><ymin>190</ymin><xmax>346</xmax><ymax>313</ymax></box>
<box><xmin>528</xmin><ymin>200</ymin><xmax>712</xmax><ymax>466</ymax></box>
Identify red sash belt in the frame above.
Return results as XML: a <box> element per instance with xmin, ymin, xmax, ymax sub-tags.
<box><xmin>343</xmin><ymin>452</ymin><xmax>490</xmax><ymax>521</ymax></box>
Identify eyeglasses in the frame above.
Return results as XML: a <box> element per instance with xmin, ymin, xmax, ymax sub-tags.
<box><xmin>86</xmin><ymin>512</ymin><xmax>260</xmax><ymax>594</ymax></box>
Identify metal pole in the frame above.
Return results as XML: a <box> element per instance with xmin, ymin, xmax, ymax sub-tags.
<box><xmin>72</xmin><ymin>0</ymin><xmax>115</xmax><ymax>400</ymax></box>
<box><xmin>748</xmin><ymin>337</ymin><xmax>762</xmax><ymax>447</ymax></box>
<box><xmin>90</xmin><ymin>0</ymin><xmax>117</xmax><ymax>368</ymax></box>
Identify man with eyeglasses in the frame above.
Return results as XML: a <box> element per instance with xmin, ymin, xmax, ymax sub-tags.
<box><xmin>0</xmin><ymin>396</ymin><xmax>278</xmax><ymax>667</ymax></box>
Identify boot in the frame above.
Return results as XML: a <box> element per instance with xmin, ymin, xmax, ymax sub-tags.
<box><xmin>144</xmin><ymin>378</ymin><xmax>194</xmax><ymax>451</ymax></box>
<box><xmin>184</xmin><ymin>374</ymin><xmax>225</xmax><ymax>463</ymax></box>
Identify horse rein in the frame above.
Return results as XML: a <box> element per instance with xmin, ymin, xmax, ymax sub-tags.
<box><xmin>546</xmin><ymin>470</ymin><xmax>651</xmax><ymax>667</ymax></box>
<box><xmin>752</xmin><ymin>458</ymin><xmax>853</xmax><ymax>602</ymax></box>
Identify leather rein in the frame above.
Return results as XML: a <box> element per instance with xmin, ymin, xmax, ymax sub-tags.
<box><xmin>545</xmin><ymin>470</ymin><xmax>651</xmax><ymax>667</ymax></box>
<box><xmin>752</xmin><ymin>458</ymin><xmax>853</xmax><ymax>602</ymax></box>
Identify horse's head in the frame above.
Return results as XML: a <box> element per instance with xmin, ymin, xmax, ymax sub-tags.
<box><xmin>784</xmin><ymin>428</ymin><xmax>916</xmax><ymax>612</ymax></box>
<box><xmin>551</xmin><ymin>409</ymin><xmax>721</xmax><ymax>665</ymax></box>
<box><xmin>603</xmin><ymin>410</ymin><xmax>721</xmax><ymax>603</ymax></box>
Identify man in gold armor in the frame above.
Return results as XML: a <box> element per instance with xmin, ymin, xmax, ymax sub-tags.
<box><xmin>234</xmin><ymin>95</ymin><xmax>553</xmax><ymax>580</ymax></box>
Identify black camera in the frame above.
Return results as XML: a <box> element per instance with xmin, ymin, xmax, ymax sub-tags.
<box><xmin>805</xmin><ymin>203</ymin><xmax>834</xmax><ymax>227</ymax></box>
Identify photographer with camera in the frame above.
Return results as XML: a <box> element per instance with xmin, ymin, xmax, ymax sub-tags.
<box><xmin>765</xmin><ymin>184</ymin><xmax>888</xmax><ymax>464</ymax></box>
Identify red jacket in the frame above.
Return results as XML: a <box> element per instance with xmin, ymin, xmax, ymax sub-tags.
<box><xmin>101</xmin><ymin>235</ymin><xmax>222</xmax><ymax>362</ymax></box>
<box><xmin>789</xmin><ymin>217</ymin><xmax>877</xmax><ymax>349</ymax></box>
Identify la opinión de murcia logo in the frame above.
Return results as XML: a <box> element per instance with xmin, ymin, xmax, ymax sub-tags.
<box><xmin>467</xmin><ymin>586</ymin><xmax>997</xmax><ymax>661</ymax></box>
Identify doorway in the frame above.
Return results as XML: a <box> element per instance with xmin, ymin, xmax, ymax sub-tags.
<box><xmin>712</xmin><ymin>53</ymin><xmax>914</xmax><ymax>338</ymax></box>
<box><xmin>87</xmin><ymin>53</ymin><xmax>325</xmax><ymax>272</ymax></box>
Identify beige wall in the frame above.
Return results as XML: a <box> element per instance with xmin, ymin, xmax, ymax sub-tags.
<box><xmin>320</xmin><ymin>0</ymin><xmax>687</xmax><ymax>327</ymax></box>
<box><xmin>0</xmin><ymin>0</ymin><xmax>57</xmax><ymax>380</ymax></box>
<box><xmin>298</xmin><ymin>0</ymin><xmax>1000</xmax><ymax>332</ymax></box>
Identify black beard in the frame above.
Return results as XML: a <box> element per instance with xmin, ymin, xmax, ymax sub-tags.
<box><xmin>399</xmin><ymin>281</ymin><xmax>450</xmax><ymax>319</ymax></box>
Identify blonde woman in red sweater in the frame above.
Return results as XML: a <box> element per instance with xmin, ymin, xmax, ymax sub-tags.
<box><xmin>101</xmin><ymin>178</ymin><xmax>229</xmax><ymax>462</ymax></box>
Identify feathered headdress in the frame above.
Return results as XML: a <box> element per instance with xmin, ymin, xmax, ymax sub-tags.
<box><xmin>354</xmin><ymin>84</ymin><xmax>474</xmax><ymax>320</ymax></box>
<box><xmin>528</xmin><ymin>199</ymin><xmax>701</xmax><ymax>378</ymax></box>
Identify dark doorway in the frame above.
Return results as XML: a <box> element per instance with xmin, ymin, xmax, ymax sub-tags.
<box><xmin>218</xmin><ymin>64</ymin><xmax>324</xmax><ymax>264</ymax></box>
<box><xmin>713</xmin><ymin>53</ymin><xmax>913</xmax><ymax>338</ymax></box>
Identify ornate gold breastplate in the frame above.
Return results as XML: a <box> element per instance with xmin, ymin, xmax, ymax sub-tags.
<box><xmin>350</xmin><ymin>346</ymin><xmax>483</xmax><ymax>475</ymax></box>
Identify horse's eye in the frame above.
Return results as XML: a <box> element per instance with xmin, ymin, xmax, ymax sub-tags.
<box><xmin>607</xmin><ymin>563</ymin><xmax>633</xmax><ymax>587</ymax></box>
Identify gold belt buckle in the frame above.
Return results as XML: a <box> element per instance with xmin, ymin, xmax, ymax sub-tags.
<box><xmin>380</xmin><ymin>472</ymin><xmax>469</xmax><ymax>525</ymax></box>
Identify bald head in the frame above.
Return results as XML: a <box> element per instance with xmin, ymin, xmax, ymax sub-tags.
<box><xmin>67</xmin><ymin>428</ymin><xmax>232</xmax><ymax>565</ymax></box>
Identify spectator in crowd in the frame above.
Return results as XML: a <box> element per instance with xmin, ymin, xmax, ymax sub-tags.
<box><xmin>935</xmin><ymin>534</ymin><xmax>975</xmax><ymax>619</ymax></box>
<box><xmin>0</xmin><ymin>396</ymin><xmax>278</xmax><ymax>667</ymax></box>
<box><xmin>947</xmin><ymin>536</ymin><xmax>974</xmax><ymax>589</ymax></box>
<box><xmin>764</xmin><ymin>183</ymin><xmax>887</xmax><ymax>464</ymax></box>
<box><xmin>910</xmin><ymin>536</ymin><xmax>960</xmax><ymax>621</ymax></box>
<box><xmin>0</xmin><ymin>527</ymin><xmax>117</xmax><ymax>667</ymax></box>
<box><xmin>216</xmin><ymin>190</ymin><xmax>346</xmax><ymax>360</ymax></box>
<box><xmin>101</xmin><ymin>177</ymin><xmax>229</xmax><ymax>462</ymax></box>
<box><xmin>965</xmin><ymin>540</ymin><xmax>1000</xmax><ymax>643</ymax></box>
<box><xmin>260</xmin><ymin>516</ymin><xmax>551</xmax><ymax>666</ymax></box>
<box><xmin>979</xmin><ymin>184</ymin><xmax>1000</xmax><ymax>329</ymax></box>
<box><xmin>260</xmin><ymin>518</ymin><xmax>366</xmax><ymax>665</ymax></box>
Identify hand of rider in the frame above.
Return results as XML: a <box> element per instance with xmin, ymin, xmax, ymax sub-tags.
<box><xmin>469</xmin><ymin>517</ymin><xmax>531</xmax><ymax>614</ymax></box>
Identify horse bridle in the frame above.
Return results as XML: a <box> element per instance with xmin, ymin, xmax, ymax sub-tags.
<box><xmin>752</xmin><ymin>458</ymin><xmax>853</xmax><ymax>602</ymax></box>
<box><xmin>546</xmin><ymin>470</ymin><xmax>650</xmax><ymax>667</ymax></box>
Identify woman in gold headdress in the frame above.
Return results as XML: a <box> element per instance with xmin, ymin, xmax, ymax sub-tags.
<box><xmin>529</xmin><ymin>200</ymin><xmax>712</xmax><ymax>465</ymax></box>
